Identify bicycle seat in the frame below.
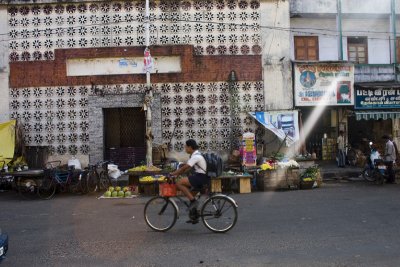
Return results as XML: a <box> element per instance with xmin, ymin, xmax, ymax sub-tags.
<box><xmin>11</xmin><ymin>169</ymin><xmax>44</xmax><ymax>177</ymax></box>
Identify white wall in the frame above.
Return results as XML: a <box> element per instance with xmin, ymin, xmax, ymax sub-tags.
<box><xmin>342</xmin><ymin>0</ymin><xmax>391</xmax><ymax>14</ymax></box>
<box><xmin>261</xmin><ymin>0</ymin><xmax>292</xmax><ymax>110</ymax></box>
<box><xmin>368</xmin><ymin>38</ymin><xmax>391</xmax><ymax>64</ymax></box>
<box><xmin>319</xmin><ymin>36</ymin><xmax>339</xmax><ymax>61</ymax></box>
<box><xmin>0</xmin><ymin>7</ymin><xmax>9</xmax><ymax>123</ymax></box>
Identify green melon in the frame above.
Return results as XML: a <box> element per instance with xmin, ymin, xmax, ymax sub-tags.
<box><xmin>111</xmin><ymin>191</ymin><xmax>118</xmax><ymax>197</ymax></box>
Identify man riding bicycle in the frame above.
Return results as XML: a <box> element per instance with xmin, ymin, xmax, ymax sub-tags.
<box><xmin>170</xmin><ymin>139</ymin><xmax>210</xmax><ymax>223</ymax></box>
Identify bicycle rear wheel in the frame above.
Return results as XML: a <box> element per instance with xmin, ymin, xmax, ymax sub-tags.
<box><xmin>16</xmin><ymin>177</ymin><xmax>38</xmax><ymax>200</ymax></box>
<box><xmin>201</xmin><ymin>195</ymin><xmax>238</xmax><ymax>233</ymax></box>
<box><xmin>37</xmin><ymin>176</ymin><xmax>56</xmax><ymax>200</ymax></box>
<box><xmin>144</xmin><ymin>197</ymin><xmax>177</xmax><ymax>232</ymax></box>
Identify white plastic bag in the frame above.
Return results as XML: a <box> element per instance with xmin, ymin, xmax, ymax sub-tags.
<box><xmin>108</xmin><ymin>164</ymin><xmax>121</xmax><ymax>179</ymax></box>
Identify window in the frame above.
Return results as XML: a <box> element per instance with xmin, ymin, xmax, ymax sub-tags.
<box><xmin>347</xmin><ymin>37</ymin><xmax>368</xmax><ymax>64</ymax></box>
<box><xmin>396</xmin><ymin>38</ymin><xmax>400</xmax><ymax>63</ymax></box>
<box><xmin>294</xmin><ymin>36</ymin><xmax>319</xmax><ymax>61</ymax></box>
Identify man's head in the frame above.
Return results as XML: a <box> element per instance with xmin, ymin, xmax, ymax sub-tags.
<box><xmin>382</xmin><ymin>135</ymin><xmax>390</xmax><ymax>141</ymax></box>
<box><xmin>339</xmin><ymin>130</ymin><xmax>344</xmax><ymax>136</ymax></box>
<box><xmin>185</xmin><ymin>139</ymin><xmax>199</xmax><ymax>154</ymax></box>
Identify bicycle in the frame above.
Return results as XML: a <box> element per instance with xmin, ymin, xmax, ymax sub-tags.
<box><xmin>37</xmin><ymin>161</ymin><xmax>88</xmax><ymax>200</ymax></box>
<box><xmin>85</xmin><ymin>161</ymin><xmax>112</xmax><ymax>193</ymax></box>
<box><xmin>0</xmin><ymin>161</ymin><xmax>13</xmax><ymax>192</ymax></box>
<box><xmin>144</xmin><ymin>177</ymin><xmax>238</xmax><ymax>233</ymax></box>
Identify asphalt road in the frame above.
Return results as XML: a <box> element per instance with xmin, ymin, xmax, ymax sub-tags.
<box><xmin>1</xmin><ymin>182</ymin><xmax>400</xmax><ymax>267</ymax></box>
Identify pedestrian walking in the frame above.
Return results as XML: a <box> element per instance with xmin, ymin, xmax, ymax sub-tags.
<box><xmin>383</xmin><ymin>135</ymin><xmax>396</xmax><ymax>184</ymax></box>
<box><xmin>337</xmin><ymin>130</ymin><xmax>346</xmax><ymax>168</ymax></box>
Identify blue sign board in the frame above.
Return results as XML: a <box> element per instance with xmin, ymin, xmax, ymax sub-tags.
<box><xmin>355</xmin><ymin>87</ymin><xmax>400</xmax><ymax>109</ymax></box>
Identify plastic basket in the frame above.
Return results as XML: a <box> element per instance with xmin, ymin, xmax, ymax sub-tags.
<box><xmin>159</xmin><ymin>183</ymin><xmax>177</xmax><ymax>197</ymax></box>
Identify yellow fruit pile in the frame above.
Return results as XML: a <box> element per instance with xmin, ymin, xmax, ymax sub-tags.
<box><xmin>128</xmin><ymin>165</ymin><xmax>162</xmax><ymax>172</ymax></box>
<box><xmin>139</xmin><ymin>176</ymin><xmax>154</xmax><ymax>183</ymax></box>
<box><xmin>139</xmin><ymin>175</ymin><xmax>167</xmax><ymax>183</ymax></box>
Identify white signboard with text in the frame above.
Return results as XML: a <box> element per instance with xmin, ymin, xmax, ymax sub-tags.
<box><xmin>294</xmin><ymin>63</ymin><xmax>354</xmax><ymax>106</ymax></box>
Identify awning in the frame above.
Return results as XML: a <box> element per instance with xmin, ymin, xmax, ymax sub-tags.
<box><xmin>355</xmin><ymin>111</ymin><xmax>400</xmax><ymax>120</ymax></box>
<box><xmin>249</xmin><ymin>111</ymin><xmax>300</xmax><ymax>146</ymax></box>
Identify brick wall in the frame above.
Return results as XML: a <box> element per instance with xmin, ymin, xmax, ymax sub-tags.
<box><xmin>9</xmin><ymin>45</ymin><xmax>262</xmax><ymax>88</ymax></box>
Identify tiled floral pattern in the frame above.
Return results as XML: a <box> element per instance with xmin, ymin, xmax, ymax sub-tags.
<box><xmin>8</xmin><ymin>0</ymin><xmax>261</xmax><ymax>61</ymax></box>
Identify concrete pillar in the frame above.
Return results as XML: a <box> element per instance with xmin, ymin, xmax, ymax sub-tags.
<box><xmin>0</xmin><ymin>7</ymin><xmax>9</xmax><ymax>123</ymax></box>
<box><xmin>260</xmin><ymin>0</ymin><xmax>293</xmax><ymax>111</ymax></box>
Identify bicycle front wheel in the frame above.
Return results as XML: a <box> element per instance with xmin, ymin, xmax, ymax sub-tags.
<box><xmin>86</xmin><ymin>170</ymin><xmax>98</xmax><ymax>193</ymax></box>
<box><xmin>144</xmin><ymin>197</ymin><xmax>177</xmax><ymax>232</ymax></box>
<box><xmin>201</xmin><ymin>195</ymin><xmax>238</xmax><ymax>233</ymax></box>
<box><xmin>37</xmin><ymin>176</ymin><xmax>56</xmax><ymax>200</ymax></box>
<box><xmin>99</xmin><ymin>171</ymin><xmax>111</xmax><ymax>190</ymax></box>
<box><xmin>362</xmin><ymin>167</ymin><xmax>375</xmax><ymax>182</ymax></box>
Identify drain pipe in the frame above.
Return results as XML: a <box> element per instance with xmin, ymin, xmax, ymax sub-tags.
<box><xmin>391</xmin><ymin>0</ymin><xmax>398</xmax><ymax>81</ymax></box>
<box><xmin>144</xmin><ymin>0</ymin><xmax>153</xmax><ymax>166</ymax></box>
<box><xmin>337</xmin><ymin>0</ymin><xmax>344</xmax><ymax>60</ymax></box>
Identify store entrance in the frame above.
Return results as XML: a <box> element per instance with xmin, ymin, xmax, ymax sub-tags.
<box><xmin>103</xmin><ymin>108</ymin><xmax>146</xmax><ymax>169</ymax></box>
<box><xmin>301</xmin><ymin>108</ymin><xmax>338</xmax><ymax>160</ymax></box>
<box><xmin>348</xmin><ymin>116</ymin><xmax>392</xmax><ymax>153</ymax></box>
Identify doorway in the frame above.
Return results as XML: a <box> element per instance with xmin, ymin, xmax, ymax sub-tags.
<box><xmin>103</xmin><ymin>108</ymin><xmax>146</xmax><ymax>169</ymax></box>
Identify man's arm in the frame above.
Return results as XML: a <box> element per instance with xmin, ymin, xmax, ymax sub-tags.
<box><xmin>171</xmin><ymin>164</ymin><xmax>191</xmax><ymax>177</ymax></box>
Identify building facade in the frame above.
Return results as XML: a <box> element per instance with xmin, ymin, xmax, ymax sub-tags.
<box><xmin>0</xmin><ymin>0</ymin><xmax>292</xmax><ymax>167</ymax></box>
<box><xmin>290</xmin><ymin>0</ymin><xmax>400</xmax><ymax>159</ymax></box>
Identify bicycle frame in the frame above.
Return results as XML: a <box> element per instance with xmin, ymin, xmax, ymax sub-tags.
<box><xmin>166</xmin><ymin>192</ymin><xmax>238</xmax><ymax>219</ymax></box>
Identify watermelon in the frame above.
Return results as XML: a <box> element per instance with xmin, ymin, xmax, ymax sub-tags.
<box><xmin>111</xmin><ymin>191</ymin><xmax>118</xmax><ymax>197</ymax></box>
<box><xmin>104</xmin><ymin>191</ymin><xmax>112</xmax><ymax>197</ymax></box>
<box><xmin>117</xmin><ymin>191</ymin><xmax>124</xmax><ymax>197</ymax></box>
<box><xmin>124</xmin><ymin>191</ymin><xmax>132</xmax><ymax>197</ymax></box>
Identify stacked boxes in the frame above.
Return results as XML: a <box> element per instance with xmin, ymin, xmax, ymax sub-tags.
<box><xmin>322</xmin><ymin>138</ymin><xmax>337</xmax><ymax>161</ymax></box>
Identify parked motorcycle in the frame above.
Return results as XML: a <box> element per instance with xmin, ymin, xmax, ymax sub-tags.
<box><xmin>362</xmin><ymin>142</ymin><xmax>387</xmax><ymax>184</ymax></box>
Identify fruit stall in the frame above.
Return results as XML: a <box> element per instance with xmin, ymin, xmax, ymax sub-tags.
<box><xmin>256</xmin><ymin>159</ymin><xmax>322</xmax><ymax>191</ymax></box>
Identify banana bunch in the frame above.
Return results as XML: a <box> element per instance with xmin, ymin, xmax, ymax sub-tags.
<box><xmin>139</xmin><ymin>176</ymin><xmax>155</xmax><ymax>183</ymax></box>
<box><xmin>129</xmin><ymin>165</ymin><xmax>147</xmax><ymax>172</ymax></box>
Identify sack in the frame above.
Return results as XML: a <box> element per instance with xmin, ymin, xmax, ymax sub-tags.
<box><xmin>201</xmin><ymin>153</ymin><xmax>224</xmax><ymax>178</ymax></box>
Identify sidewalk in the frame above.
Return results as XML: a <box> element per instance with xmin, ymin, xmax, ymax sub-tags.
<box><xmin>317</xmin><ymin>161</ymin><xmax>364</xmax><ymax>182</ymax></box>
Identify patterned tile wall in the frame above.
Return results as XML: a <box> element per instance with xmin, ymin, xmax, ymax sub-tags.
<box><xmin>10</xmin><ymin>81</ymin><xmax>265</xmax><ymax>156</ymax></box>
<box><xmin>7</xmin><ymin>0</ymin><xmax>261</xmax><ymax>61</ymax></box>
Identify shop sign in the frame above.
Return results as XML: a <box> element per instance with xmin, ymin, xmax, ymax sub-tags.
<box><xmin>355</xmin><ymin>87</ymin><xmax>400</xmax><ymax>109</ymax></box>
<box><xmin>294</xmin><ymin>63</ymin><xmax>354</xmax><ymax>106</ymax></box>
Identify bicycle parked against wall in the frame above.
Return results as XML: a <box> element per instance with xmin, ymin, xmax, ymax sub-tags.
<box><xmin>37</xmin><ymin>161</ymin><xmax>88</xmax><ymax>200</ymax></box>
<box><xmin>0</xmin><ymin>161</ymin><xmax>13</xmax><ymax>192</ymax></box>
<box><xmin>144</xmin><ymin>177</ymin><xmax>238</xmax><ymax>233</ymax></box>
<box><xmin>85</xmin><ymin>161</ymin><xmax>112</xmax><ymax>193</ymax></box>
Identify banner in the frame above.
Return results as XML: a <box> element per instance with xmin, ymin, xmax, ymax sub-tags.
<box><xmin>250</xmin><ymin>111</ymin><xmax>299</xmax><ymax>146</ymax></box>
<box><xmin>355</xmin><ymin>86</ymin><xmax>400</xmax><ymax>109</ymax></box>
<box><xmin>242</xmin><ymin>132</ymin><xmax>256</xmax><ymax>167</ymax></box>
<box><xmin>294</xmin><ymin>63</ymin><xmax>354</xmax><ymax>106</ymax></box>
<box><xmin>0</xmin><ymin>120</ymin><xmax>16</xmax><ymax>160</ymax></box>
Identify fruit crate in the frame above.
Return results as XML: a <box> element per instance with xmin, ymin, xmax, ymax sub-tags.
<box><xmin>139</xmin><ymin>182</ymin><xmax>159</xmax><ymax>196</ymax></box>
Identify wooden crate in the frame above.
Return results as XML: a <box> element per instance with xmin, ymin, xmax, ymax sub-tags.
<box><xmin>258</xmin><ymin>169</ymin><xmax>300</xmax><ymax>191</ymax></box>
<box><xmin>239</xmin><ymin>177</ymin><xmax>251</xmax><ymax>193</ymax></box>
<box><xmin>211</xmin><ymin>179</ymin><xmax>222</xmax><ymax>193</ymax></box>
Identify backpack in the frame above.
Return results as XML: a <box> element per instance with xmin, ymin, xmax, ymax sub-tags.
<box><xmin>201</xmin><ymin>153</ymin><xmax>224</xmax><ymax>178</ymax></box>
